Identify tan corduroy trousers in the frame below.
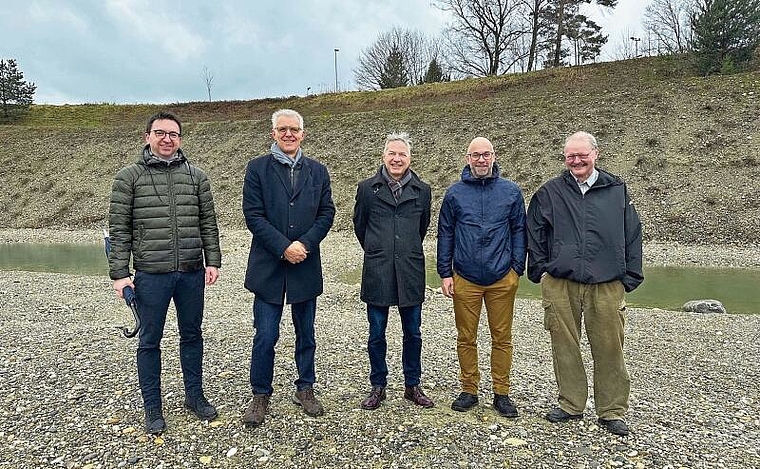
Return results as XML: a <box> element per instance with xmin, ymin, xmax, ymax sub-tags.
<box><xmin>541</xmin><ymin>274</ymin><xmax>629</xmax><ymax>419</ymax></box>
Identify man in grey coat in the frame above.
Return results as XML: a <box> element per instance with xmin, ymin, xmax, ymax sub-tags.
<box><xmin>352</xmin><ymin>132</ymin><xmax>434</xmax><ymax>410</ymax></box>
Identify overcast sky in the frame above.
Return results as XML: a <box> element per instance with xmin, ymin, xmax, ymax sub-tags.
<box><xmin>1</xmin><ymin>0</ymin><xmax>650</xmax><ymax>105</ymax></box>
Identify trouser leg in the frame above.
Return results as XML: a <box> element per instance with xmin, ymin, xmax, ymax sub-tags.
<box><xmin>453</xmin><ymin>274</ymin><xmax>484</xmax><ymax>394</ymax></box>
<box><xmin>174</xmin><ymin>269</ymin><xmax>206</xmax><ymax>398</ymax></box>
<box><xmin>250</xmin><ymin>297</ymin><xmax>283</xmax><ymax>395</ymax></box>
<box><xmin>134</xmin><ymin>271</ymin><xmax>173</xmax><ymax>409</ymax></box>
<box><xmin>399</xmin><ymin>304</ymin><xmax>422</xmax><ymax>387</ymax></box>
<box><xmin>542</xmin><ymin>275</ymin><xmax>588</xmax><ymax>414</ymax></box>
<box><xmin>585</xmin><ymin>280</ymin><xmax>629</xmax><ymax>419</ymax></box>
<box><xmin>366</xmin><ymin>304</ymin><xmax>389</xmax><ymax>387</ymax></box>
<box><xmin>484</xmin><ymin>270</ymin><xmax>518</xmax><ymax>395</ymax></box>
<box><xmin>291</xmin><ymin>298</ymin><xmax>317</xmax><ymax>391</ymax></box>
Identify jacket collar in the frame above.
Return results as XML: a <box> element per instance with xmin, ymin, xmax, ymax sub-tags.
<box><xmin>369</xmin><ymin>165</ymin><xmax>422</xmax><ymax>206</ymax></box>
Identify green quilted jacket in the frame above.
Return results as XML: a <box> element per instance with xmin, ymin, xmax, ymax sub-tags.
<box><xmin>108</xmin><ymin>146</ymin><xmax>221</xmax><ymax>280</ymax></box>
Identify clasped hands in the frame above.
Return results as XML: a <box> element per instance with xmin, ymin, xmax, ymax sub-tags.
<box><xmin>283</xmin><ymin>241</ymin><xmax>309</xmax><ymax>264</ymax></box>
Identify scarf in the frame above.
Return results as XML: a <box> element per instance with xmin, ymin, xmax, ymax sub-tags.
<box><xmin>381</xmin><ymin>165</ymin><xmax>412</xmax><ymax>202</ymax></box>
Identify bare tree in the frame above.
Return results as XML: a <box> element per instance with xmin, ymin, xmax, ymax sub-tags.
<box><xmin>202</xmin><ymin>66</ymin><xmax>214</xmax><ymax>102</ymax></box>
<box><xmin>354</xmin><ymin>27</ymin><xmax>441</xmax><ymax>90</ymax></box>
<box><xmin>435</xmin><ymin>0</ymin><xmax>529</xmax><ymax>76</ymax></box>
<box><xmin>522</xmin><ymin>0</ymin><xmax>552</xmax><ymax>71</ymax></box>
<box><xmin>609</xmin><ymin>29</ymin><xmax>638</xmax><ymax>60</ymax></box>
<box><xmin>644</xmin><ymin>0</ymin><xmax>691</xmax><ymax>55</ymax></box>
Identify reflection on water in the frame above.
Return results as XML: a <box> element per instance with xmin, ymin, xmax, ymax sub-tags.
<box><xmin>343</xmin><ymin>259</ymin><xmax>760</xmax><ymax>314</ymax></box>
<box><xmin>0</xmin><ymin>243</ymin><xmax>106</xmax><ymax>275</ymax></box>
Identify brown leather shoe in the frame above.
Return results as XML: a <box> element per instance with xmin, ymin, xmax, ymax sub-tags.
<box><xmin>242</xmin><ymin>394</ymin><xmax>269</xmax><ymax>428</ymax></box>
<box><xmin>292</xmin><ymin>388</ymin><xmax>325</xmax><ymax>417</ymax></box>
<box><xmin>360</xmin><ymin>386</ymin><xmax>386</xmax><ymax>410</ymax></box>
<box><xmin>404</xmin><ymin>386</ymin><xmax>434</xmax><ymax>408</ymax></box>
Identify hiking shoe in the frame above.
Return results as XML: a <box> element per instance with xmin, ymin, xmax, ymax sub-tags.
<box><xmin>144</xmin><ymin>407</ymin><xmax>166</xmax><ymax>435</ymax></box>
<box><xmin>451</xmin><ymin>392</ymin><xmax>478</xmax><ymax>412</ymax></box>
<box><xmin>184</xmin><ymin>393</ymin><xmax>218</xmax><ymax>421</ymax></box>
<box><xmin>404</xmin><ymin>386</ymin><xmax>434</xmax><ymax>408</ymax></box>
<box><xmin>242</xmin><ymin>394</ymin><xmax>270</xmax><ymax>428</ymax></box>
<box><xmin>546</xmin><ymin>407</ymin><xmax>583</xmax><ymax>423</ymax></box>
<box><xmin>361</xmin><ymin>386</ymin><xmax>386</xmax><ymax>410</ymax></box>
<box><xmin>598</xmin><ymin>418</ymin><xmax>630</xmax><ymax>436</ymax></box>
<box><xmin>493</xmin><ymin>394</ymin><xmax>518</xmax><ymax>418</ymax></box>
<box><xmin>293</xmin><ymin>388</ymin><xmax>325</xmax><ymax>417</ymax></box>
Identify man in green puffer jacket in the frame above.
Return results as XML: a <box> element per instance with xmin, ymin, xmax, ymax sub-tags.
<box><xmin>108</xmin><ymin>111</ymin><xmax>221</xmax><ymax>435</ymax></box>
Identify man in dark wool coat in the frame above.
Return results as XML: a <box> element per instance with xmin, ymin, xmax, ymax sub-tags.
<box><xmin>352</xmin><ymin>132</ymin><xmax>434</xmax><ymax>411</ymax></box>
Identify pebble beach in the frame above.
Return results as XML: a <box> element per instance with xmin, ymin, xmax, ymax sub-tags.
<box><xmin>0</xmin><ymin>229</ymin><xmax>758</xmax><ymax>468</ymax></box>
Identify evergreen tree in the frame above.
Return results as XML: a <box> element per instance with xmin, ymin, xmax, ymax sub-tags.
<box><xmin>379</xmin><ymin>46</ymin><xmax>410</xmax><ymax>89</ymax></box>
<box><xmin>0</xmin><ymin>59</ymin><xmax>36</xmax><ymax>121</ymax></box>
<box><xmin>691</xmin><ymin>0</ymin><xmax>760</xmax><ymax>75</ymax></box>
<box><xmin>422</xmin><ymin>58</ymin><xmax>450</xmax><ymax>83</ymax></box>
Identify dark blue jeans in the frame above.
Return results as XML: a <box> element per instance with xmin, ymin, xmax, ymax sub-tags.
<box><xmin>134</xmin><ymin>269</ymin><xmax>206</xmax><ymax>409</ymax></box>
<box><xmin>250</xmin><ymin>297</ymin><xmax>317</xmax><ymax>395</ymax></box>
<box><xmin>367</xmin><ymin>304</ymin><xmax>423</xmax><ymax>387</ymax></box>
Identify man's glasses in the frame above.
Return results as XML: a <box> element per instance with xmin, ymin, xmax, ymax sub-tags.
<box><xmin>150</xmin><ymin>129</ymin><xmax>181</xmax><ymax>140</ymax></box>
<box><xmin>564</xmin><ymin>152</ymin><xmax>593</xmax><ymax>161</ymax></box>
<box><xmin>275</xmin><ymin>126</ymin><xmax>303</xmax><ymax>135</ymax></box>
<box><xmin>467</xmin><ymin>151</ymin><xmax>494</xmax><ymax>161</ymax></box>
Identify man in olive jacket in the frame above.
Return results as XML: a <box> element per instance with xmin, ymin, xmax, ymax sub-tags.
<box><xmin>242</xmin><ymin>109</ymin><xmax>335</xmax><ymax>428</ymax></box>
<box><xmin>108</xmin><ymin>111</ymin><xmax>221</xmax><ymax>435</ymax></box>
<box><xmin>352</xmin><ymin>133</ymin><xmax>434</xmax><ymax>411</ymax></box>
<box><xmin>527</xmin><ymin>131</ymin><xmax>643</xmax><ymax>436</ymax></box>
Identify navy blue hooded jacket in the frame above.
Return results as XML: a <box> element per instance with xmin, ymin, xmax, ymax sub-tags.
<box><xmin>437</xmin><ymin>163</ymin><xmax>527</xmax><ymax>286</ymax></box>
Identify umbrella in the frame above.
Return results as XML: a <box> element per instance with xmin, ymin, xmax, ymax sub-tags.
<box><xmin>103</xmin><ymin>229</ymin><xmax>141</xmax><ymax>338</ymax></box>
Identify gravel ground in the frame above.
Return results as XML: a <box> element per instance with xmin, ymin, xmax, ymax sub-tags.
<box><xmin>0</xmin><ymin>229</ymin><xmax>758</xmax><ymax>469</ymax></box>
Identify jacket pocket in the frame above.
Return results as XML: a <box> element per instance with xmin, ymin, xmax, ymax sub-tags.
<box><xmin>134</xmin><ymin>224</ymin><xmax>145</xmax><ymax>259</ymax></box>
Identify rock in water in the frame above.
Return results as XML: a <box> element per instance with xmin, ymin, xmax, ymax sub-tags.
<box><xmin>682</xmin><ymin>299</ymin><xmax>727</xmax><ymax>314</ymax></box>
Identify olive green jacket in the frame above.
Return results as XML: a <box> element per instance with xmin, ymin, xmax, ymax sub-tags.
<box><xmin>108</xmin><ymin>146</ymin><xmax>221</xmax><ymax>280</ymax></box>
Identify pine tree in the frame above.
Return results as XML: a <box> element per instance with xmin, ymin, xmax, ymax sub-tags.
<box><xmin>691</xmin><ymin>0</ymin><xmax>760</xmax><ymax>75</ymax></box>
<box><xmin>422</xmin><ymin>58</ymin><xmax>449</xmax><ymax>83</ymax></box>
<box><xmin>0</xmin><ymin>59</ymin><xmax>36</xmax><ymax>121</ymax></box>
<box><xmin>379</xmin><ymin>46</ymin><xmax>410</xmax><ymax>89</ymax></box>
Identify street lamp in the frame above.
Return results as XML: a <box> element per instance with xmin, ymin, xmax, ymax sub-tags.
<box><xmin>333</xmin><ymin>48</ymin><xmax>339</xmax><ymax>92</ymax></box>
<box><xmin>629</xmin><ymin>36</ymin><xmax>641</xmax><ymax>58</ymax></box>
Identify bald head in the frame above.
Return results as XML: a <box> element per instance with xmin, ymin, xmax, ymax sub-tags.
<box><xmin>466</xmin><ymin>137</ymin><xmax>496</xmax><ymax>178</ymax></box>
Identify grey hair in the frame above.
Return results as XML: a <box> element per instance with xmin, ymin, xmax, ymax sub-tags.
<box><xmin>384</xmin><ymin>132</ymin><xmax>411</xmax><ymax>154</ymax></box>
<box><xmin>565</xmin><ymin>131</ymin><xmax>598</xmax><ymax>150</ymax></box>
<box><xmin>271</xmin><ymin>109</ymin><xmax>304</xmax><ymax>129</ymax></box>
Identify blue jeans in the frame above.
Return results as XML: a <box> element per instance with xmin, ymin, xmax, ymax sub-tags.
<box><xmin>367</xmin><ymin>304</ymin><xmax>423</xmax><ymax>387</ymax></box>
<box><xmin>134</xmin><ymin>269</ymin><xmax>206</xmax><ymax>409</ymax></box>
<box><xmin>250</xmin><ymin>297</ymin><xmax>317</xmax><ymax>395</ymax></box>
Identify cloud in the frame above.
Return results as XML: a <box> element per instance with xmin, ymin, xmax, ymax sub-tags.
<box><xmin>104</xmin><ymin>0</ymin><xmax>207</xmax><ymax>62</ymax></box>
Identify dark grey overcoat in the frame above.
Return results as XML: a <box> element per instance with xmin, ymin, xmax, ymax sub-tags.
<box><xmin>352</xmin><ymin>167</ymin><xmax>431</xmax><ymax>307</ymax></box>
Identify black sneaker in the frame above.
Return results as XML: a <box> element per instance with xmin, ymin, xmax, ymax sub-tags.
<box><xmin>598</xmin><ymin>418</ymin><xmax>630</xmax><ymax>436</ymax></box>
<box><xmin>185</xmin><ymin>394</ymin><xmax>218</xmax><ymax>421</ymax></box>
<box><xmin>144</xmin><ymin>407</ymin><xmax>166</xmax><ymax>435</ymax></box>
<box><xmin>451</xmin><ymin>392</ymin><xmax>478</xmax><ymax>412</ymax></box>
<box><xmin>546</xmin><ymin>407</ymin><xmax>583</xmax><ymax>423</ymax></box>
<box><xmin>493</xmin><ymin>394</ymin><xmax>518</xmax><ymax>418</ymax></box>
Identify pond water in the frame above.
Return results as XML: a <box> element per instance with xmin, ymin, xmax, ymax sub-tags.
<box><xmin>0</xmin><ymin>242</ymin><xmax>107</xmax><ymax>275</ymax></box>
<box><xmin>342</xmin><ymin>259</ymin><xmax>760</xmax><ymax>314</ymax></box>
<box><xmin>1</xmin><ymin>244</ymin><xmax>757</xmax><ymax>314</ymax></box>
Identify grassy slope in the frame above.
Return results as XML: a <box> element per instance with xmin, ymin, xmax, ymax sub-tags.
<box><xmin>1</xmin><ymin>57</ymin><xmax>758</xmax><ymax>244</ymax></box>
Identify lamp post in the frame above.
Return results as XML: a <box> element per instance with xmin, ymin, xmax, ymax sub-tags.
<box><xmin>629</xmin><ymin>36</ymin><xmax>641</xmax><ymax>58</ymax></box>
<box><xmin>333</xmin><ymin>48</ymin><xmax>339</xmax><ymax>92</ymax></box>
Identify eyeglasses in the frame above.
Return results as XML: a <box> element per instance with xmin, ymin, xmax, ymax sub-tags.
<box><xmin>275</xmin><ymin>126</ymin><xmax>303</xmax><ymax>135</ymax></box>
<box><xmin>467</xmin><ymin>151</ymin><xmax>494</xmax><ymax>161</ymax></box>
<box><xmin>150</xmin><ymin>129</ymin><xmax>181</xmax><ymax>140</ymax></box>
<box><xmin>564</xmin><ymin>152</ymin><xmax>593</xmax><ymax>161</ymax></box>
